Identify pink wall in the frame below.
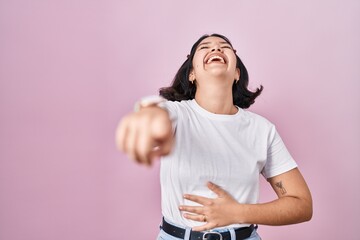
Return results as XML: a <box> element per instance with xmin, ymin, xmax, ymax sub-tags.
<box><xmin>1</xmin><ymin>0</ymin><xmax>359</xmax><ymax>239</ymax></box>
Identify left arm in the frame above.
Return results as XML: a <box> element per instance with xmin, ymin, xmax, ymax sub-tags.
<box><xmin>240</xmin><ymin>167</ymin><xmax>312</xmax><ymax>226</ymax></box>
<box><xmin>179</xmin><ymin>168</ymin><xmax>312</xmax><ymax>231</ymax></box>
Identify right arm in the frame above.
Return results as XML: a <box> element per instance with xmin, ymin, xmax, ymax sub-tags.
<box><xmin>115</xmin><ymin>106</ymin><xmax>174</xmax><ymax>166</ymax></box>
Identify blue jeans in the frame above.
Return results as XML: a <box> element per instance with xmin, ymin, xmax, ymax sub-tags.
<box><xmin>157</xmin><ymin>224</ymin><xmax>261</xmax><ymax>240</ymax></box>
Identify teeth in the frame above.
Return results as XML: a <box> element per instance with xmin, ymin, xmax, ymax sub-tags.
<box><xmin>207</xmin><ymin>55</ymin><xmax>225</xmax><ymax>64</ymax></box>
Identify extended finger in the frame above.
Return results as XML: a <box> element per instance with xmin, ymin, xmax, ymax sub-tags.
<box><xmin>150</xmin><ymin>135</ymin><xmax>174</xmax><ymax>159</ymax></box>
<box><xmin>207</xmin><ymin>181</ymin><xmax>227</xmax><ymax>197</ymax></box>
<box><xmin>160</xmin><ymin>133</ymin><xmax>174</xmax><ymax>156</ymax></box>
<box><xmin>136</xmin><ymin>126</ymin><xmax>153</xmax><ymax>166</ymax></box>
<box><xmin>150</xmin><ymin>117</ymin><xmax>173</xmax><ymax>158</ymax></box>
<box><xmin>179</xmin><ymin>205</ymin><xmax>203</xmax><ymax>215</ymax></box>
<box><xmin>183</xmin><ymin>194</ymin><xmax>212</xmax><ymax>206</ymax></box>
<box><xmin>183</xmin><ymin>213</ymin><xmax>207</xmax><ymax>222</ymax></box>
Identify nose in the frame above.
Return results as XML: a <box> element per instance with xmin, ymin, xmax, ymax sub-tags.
<box><xmin>211</xmin><ymin>46</ymin><xmax>223</xmax><ymax>52</ymax></box>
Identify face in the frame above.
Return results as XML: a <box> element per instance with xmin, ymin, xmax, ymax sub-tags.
<box><xmin>189</xmin><ymin>36</ymin><xmax>240</xmax><ymax>84</ymax></box>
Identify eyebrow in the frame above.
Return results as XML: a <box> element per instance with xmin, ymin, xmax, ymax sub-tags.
<box><xmin>197</xmin><ymin>41</ymin><xmax>232</xmax><ymax>48</ymax></box>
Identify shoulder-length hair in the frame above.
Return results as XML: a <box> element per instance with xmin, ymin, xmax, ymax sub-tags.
<box><xmin>159</xmin><ymin>33</ymin><xmax>263</xmax><ymax>109</ymax></box>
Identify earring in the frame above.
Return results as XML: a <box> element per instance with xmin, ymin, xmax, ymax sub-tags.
<box><xmin>189</xmin><ymin>73</ymin><xmax>195</xmax><ymax>84</ymax></box>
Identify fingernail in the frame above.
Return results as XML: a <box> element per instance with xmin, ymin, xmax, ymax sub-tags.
<box><xmin>179</xmin><ymin>206</ymin><xmax>183</xmax><ymax>210</ymax></box>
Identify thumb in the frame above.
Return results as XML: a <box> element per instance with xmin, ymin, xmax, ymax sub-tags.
<box><xmin>150</xmin><ymin>136</ymin><xmax>174</xmax><ymax>160</ymax></box>
<box><xmin>150</xmin><ymin>110</ymin><xmax>172</xmax><ymax>141</ymax></box>
<box><xmin>149</xmin><ymin>110</ymin><xmax>174</xmax><ymax>159</ymax></box>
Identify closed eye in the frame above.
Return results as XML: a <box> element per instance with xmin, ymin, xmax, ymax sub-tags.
<box><xmin>199</xmin><ymin>46</ymin><xmax>209</xmax><ymax>50</ymax></box>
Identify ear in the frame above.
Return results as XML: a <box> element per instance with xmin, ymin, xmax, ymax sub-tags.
<box><xmin>189</xmin><ymin>70</ymin><xmax>196</xmax><ymax>81</ymax></box>
<box><xmin>235</xmin><ymin>68</ymin><xmax>240</xmax><ymax>82</ymax></box>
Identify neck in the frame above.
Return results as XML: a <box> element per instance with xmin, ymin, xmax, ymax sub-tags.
<box><xmin>194</xmin><ymin>83</ymin><xmax>237</xmax><ymax>115</ymax></box>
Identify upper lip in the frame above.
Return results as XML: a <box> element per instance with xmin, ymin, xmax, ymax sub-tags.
<box><xmin>204</xmin><ymin>52</ymin><xmax>227</xmax><ymax>64</ymax></box>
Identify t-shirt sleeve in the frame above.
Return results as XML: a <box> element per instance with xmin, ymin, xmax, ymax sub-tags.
<box><xmin>261</xmin><ymin>125</ymin><xmax>298</xmax><ymax>179</ymax></box>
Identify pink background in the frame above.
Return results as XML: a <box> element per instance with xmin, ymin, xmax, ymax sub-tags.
<box><xmin>1</xmin><ymin>0</ymin><xmax>359</xmax><ymax>239</ymax></box>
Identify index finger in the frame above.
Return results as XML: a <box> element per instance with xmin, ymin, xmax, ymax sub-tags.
<box><xmin>183</xmin><ymin>194</ymin><xmax>212</xmax><ymax>206</ymax></box>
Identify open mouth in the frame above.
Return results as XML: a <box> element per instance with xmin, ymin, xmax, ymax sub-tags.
<box><xmin>205</xmin><ymin>54</ymin><xmax>226</xmax><ymax>64</ymax></box>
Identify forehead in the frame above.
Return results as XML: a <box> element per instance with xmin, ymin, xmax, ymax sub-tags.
<box><xmin>198</xmin><ymin>36</ymin><xmax>230</xmax><ymax>45</ymax></box>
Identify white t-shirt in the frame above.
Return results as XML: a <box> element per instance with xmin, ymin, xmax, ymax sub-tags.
<box><xmin>160</xmin><ymin>99</ymin><xmax>297</xmax><ymax>229</ymax></box>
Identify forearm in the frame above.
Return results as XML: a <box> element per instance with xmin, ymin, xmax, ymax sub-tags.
<box><xmin>238</xmin><ymin>196</ymin><xmax>313</xmax><ymax>226</ymax></box>
<box><xmin>180</xmin><ymin>179</ymin><xmax>312</xmax><ymax>231</ymax></box>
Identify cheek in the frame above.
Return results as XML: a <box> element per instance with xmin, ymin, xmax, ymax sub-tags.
<box><xmin>229</xmin><ymin>57</ymin><xmax>238</xmax><ymax>69</ymax></box>
<box><xmin>192</xmin><ymin>54</ymin><xmax>205</xmax><ymax>70</ymax></box>
<box><xmin>192</xmin><ymin>62</ymin><xmax>202</xmax><ymax>73</ymax></box>
<box><xmin>194</xmin><ymin>64</ymin><xmax>202</xmax><ymax>70</ymax></box>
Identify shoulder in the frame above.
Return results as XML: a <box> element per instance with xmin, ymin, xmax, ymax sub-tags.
<box><xmin>162</xmin><ymin>100</ymin><xmax>193</xmax><ymax>112</ymax></box>
<box><xmin>238</xmin><ymin>109</ymin><xmax>278</xmax><ymax>138</ymax></box>
<box><xmin>241</xmin><ymin>109</ymin><xmax>274</xmax><ymax>127</ymax></box>
<box><xmin>160</xmin><ymin>100</ymin><xmax>194</xmax><ymax>121</ymax></box>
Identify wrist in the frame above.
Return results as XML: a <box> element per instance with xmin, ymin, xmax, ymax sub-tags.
<box><xmin>134</xmin><ymin>95</ymin><xmax>165</xmax><ymax>112</ymax></box>
<box><xmin>235</xmin><ymin>203</ymin><xmax>251</xmax><ymax>224</ymax></box>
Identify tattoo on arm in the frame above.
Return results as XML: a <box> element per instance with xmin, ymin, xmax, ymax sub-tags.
<box><xmin>275</xmin><ymin>181</ymin><xmax>287</xmax><ymax>195</ymax></box>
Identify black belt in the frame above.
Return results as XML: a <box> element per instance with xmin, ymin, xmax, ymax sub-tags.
<box><xmin>161</xmin><ymin>218</ymin><xmax>256</xmax><ymax>240</ymax></box>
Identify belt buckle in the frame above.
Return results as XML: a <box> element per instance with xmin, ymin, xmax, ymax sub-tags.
<box><xmin>202</xmin><ymin>231</ymin><xmax>223</xmax><ymax>240</ymax></box>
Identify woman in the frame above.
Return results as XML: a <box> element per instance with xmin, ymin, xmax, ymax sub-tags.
<box><xmin>116</xmin><ymin>34</ymin><xmax>312</xmax><ymax>240</ymax></box>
